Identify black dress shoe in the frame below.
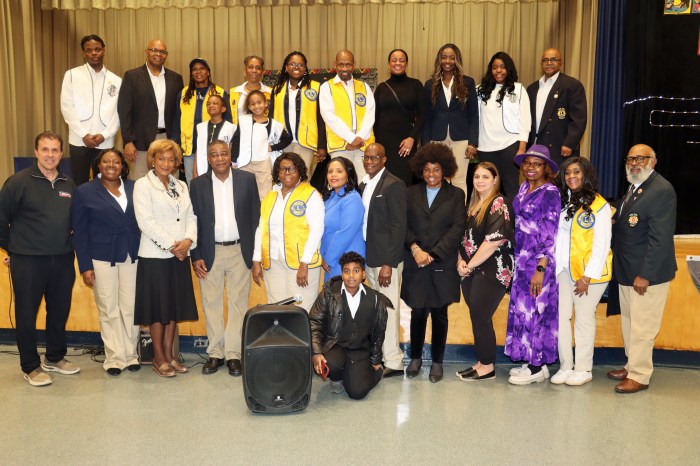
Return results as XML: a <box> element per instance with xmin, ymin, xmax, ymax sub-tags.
<box><xmin>127</xmin><ymin>364</ymin><xmax>141</xmax><ymax>372</ymax></box>
<box><xmin>227</xmin><ymin>359</ymin><xmax>242</xmax><ymax>376</ymax></box>
<box><xmin>429</xmin><ymin>363</ymin><xmax>443</xmax><ymax>383</ymax></box>
<box><xmin>382</xmin><ymin>367</ymin><xmax>404</xmax><ymax>378</ymax></box>
<box><xmin>202</xmin><ymin>357</ymin><xmax>224</xmax><ymax>374</ymax></box>
<box><xmin>406</xmin><ymin>359</ymin><xmax>422</xmax><ymax>378</ymax></box>
<box><xmin>106</xmin><ymin>368</ymin><xmax>121</xmax><ymax>376</ymax></box>
<box><xmin>459</xmin><ymin>369</ymin><xmax>496</xmax><ymax>381</ymax></box>
<box><xmin>456</xmin><ymin>367</ymin><xmax>476</xmax><ymax>378</ymax></box>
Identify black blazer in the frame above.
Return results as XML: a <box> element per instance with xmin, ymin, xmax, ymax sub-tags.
<box><xmin>613</xmin><ymin>171</ymin><xmax>677</xmax><ymax>286</ymax></box>
<box><xmin>189</xmin><ymin>169</ymin><xmax>260</xmax><ymax>270</ymax></box>
<box><xmin>422</xmin><ymin>76</ymin><xmax>479</xmax><ymax>145</ymax></box>
<box><xmin>359</xmin><ymin>170</ymin><xmax>407</xmax><ymax>269</ymax></box>
<box><xmin>401</xmin><ymin>182</ymin><xmax>466</xmax><ymax>308</ymax></box>
<box><xmin>118</xmin><ymin>64</ymin><xmax>184</xmax><ymax>151</ymax></box>
<box><xmin>526</xmin><ymin>73</ymin><xmax>587</xmax><ymax>166</ymax></box>
<box><xmin>71</xmin><ymin>178</ymin><xmax>141</xmax><ymax>274</ymax></box>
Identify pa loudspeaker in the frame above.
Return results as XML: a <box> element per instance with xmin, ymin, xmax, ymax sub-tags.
<box><xmin>242</xmin><ymin>305</ymin><xmax>312</xmax><ymax>414</ymax></box>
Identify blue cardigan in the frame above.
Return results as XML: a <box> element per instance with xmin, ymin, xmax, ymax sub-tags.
<box><xmin>320</xmin><ymin>188</ymin><xmax>366</xmax><ymax>279</ymax></box>
<box><xmin>72</xmin><ymin>178</ymin><xmax>141</xmax><ymax>273</ymax></box>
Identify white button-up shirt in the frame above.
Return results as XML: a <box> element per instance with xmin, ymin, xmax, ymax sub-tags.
<box><xmin>341</xmin><ymin>282</ymin><xmax>366</xmax><ymax>319</ymax></box>
<box><xmin>535</xmin><ymin>71</ymin><xmax>560</xmax><ymax>133</ymax></box>
<box><xmin>147</xmin><ymin>64</ymin><xmax>167</xmax><ymax>129</ymax></box>
<box><xmin>361</xmin><ymin>168</ymin><xmax>385</xmax><ymax>241</ymax></box>
<box><xmin>319</xmin><ymin>75</ymin><xmax>375</xmax><ymax>144</ymax></box>
<box><xmin>212</xmin><ymin>170</ymin><xmax>239</xmax><ymax>242</ymax></box>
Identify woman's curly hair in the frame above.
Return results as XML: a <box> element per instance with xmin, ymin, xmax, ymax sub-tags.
<box><xmin>409</xmin><ymin>142</ymin><xmax>458</xmax><ymax>178</ymax></box>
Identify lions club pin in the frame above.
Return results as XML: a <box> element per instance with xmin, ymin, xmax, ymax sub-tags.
<box><xmin>628</xmin><ymin>213</ymin><xmax>639</xmax><ymax>227</ymax></box>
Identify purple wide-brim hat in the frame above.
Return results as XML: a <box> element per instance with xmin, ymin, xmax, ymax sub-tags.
<box><xmin>513</xmin><ymin>144</ymin><xmax>558</xmax><ymax>172</ymax></box>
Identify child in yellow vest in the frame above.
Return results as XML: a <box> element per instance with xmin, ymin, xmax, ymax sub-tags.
<box><xmin>232</xmin><ymin>90</ymin><xmax>292</xmax><ymax>200</ymax></box>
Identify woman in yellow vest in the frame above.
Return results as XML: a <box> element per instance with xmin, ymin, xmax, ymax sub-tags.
<box><xmin>551</xmin><ymin>157</ymin><xmax>612</xmax><ymax>386</ymax></box>
<box><xmin>172</xmin><ymin>58</ymin><xmax>230</xmax><ymax>183</ymax></box>
<box><xmin>252</xmin><ymin>152</ymin><xmax>324</xmax><ymax>311</ymax></box>
<box><xmin>269</xmin><ymin>51</ymin><xmax>327</xmax><ymax>175</ymax></box>
<box><xmin>229</xmin><ymin>55</ymin><xmax>271</xmax><ymax>126</ymax></box>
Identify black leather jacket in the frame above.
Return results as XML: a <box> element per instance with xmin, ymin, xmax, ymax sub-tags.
<box><xmin>309</xmin><ymin>277</ymin><xmax>391</xmax><ymax>366</ymax></box>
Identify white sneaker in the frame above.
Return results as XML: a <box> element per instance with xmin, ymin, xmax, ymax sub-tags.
<box><xmin>565</xmin><ymin>370</ymin><xmax>593</xmax><ymax>386</ymax></box>
<box><xmin>550</xmin><ymin>369</ymin><xmax>574</xmax><ymax>385</ymax></box>
<box><xmin>508</xmin><ymin>367</ymin><xmax>546</xmax><ymax>385</ymax></box>
<box><xmin>509</xmin><ymin>364</ymin><xmax>550</xmax><ymax>378</ymax></box>
<box><xmin>329</xmin><ymin>380</ymin><xmax>345</xmax><ymax>394</ymax></box>
<box><xmin>23</xmin><ymin>369</ymin><xmax>52</xmax><ymax>387</ymax></box>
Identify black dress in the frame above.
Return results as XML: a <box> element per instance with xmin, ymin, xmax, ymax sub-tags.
<box><xmin>374</xmin><ymin>74</ymin><xmax>426</xmax><ymax>186</ymax></box>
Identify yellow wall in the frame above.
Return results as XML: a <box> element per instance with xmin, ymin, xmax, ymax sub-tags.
<box><xmin>1</xmin><ymin>237</ymin><xmax>698</xmax><ymax>351</ymax></box>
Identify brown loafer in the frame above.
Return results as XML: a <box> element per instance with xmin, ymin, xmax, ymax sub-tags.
<box><xmin>615</xmin><ymin>378</ymin><xmax>649</xmax><ymax>394</ymax></box>
<box><xmin>607</xmin><ymin>368</ymin><xmax>628</xmax><ymax>380</ymax></box>
<box><xmin>152</xmin><ymin>362</ymin><xmax>176</xmax><ymax>378</ymax></box>
<box><xmin>170</xmin><ymin>360</ymin><xmax>189</xmax><ymax>374</ymax></box>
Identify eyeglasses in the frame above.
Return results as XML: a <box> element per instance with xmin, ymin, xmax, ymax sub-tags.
<box><xmin>278</xmin><ymin>166</ymin><xmax>298</xmax><ymax>174</ymax></box>
<box><xmin>625</xmin><ymin>155</ymin><xmax>653</xmax><ymax>165</ymax></box>
<box><xmin>287</xmin><ymin>63</ymin><xmax>306</xmax><ymax>69</ymax></box>
<box><xmin>541</xmin><ymin>58</ymin><xmax>561</xmax><ymax>64</ymax></box>
<box><xmin>146</xmin><ymin>48</ymin><xmax>168</xmax><ymax>56</ymax></box>
<box><xmin>362</xmin><ymin>155</ymin><xmax>385</xmax><ymax>161</ymax></box>
<box><xmin>522</xmin><ymin>161</ymin><xmax>545</xmax><ymax>169</ymax></box>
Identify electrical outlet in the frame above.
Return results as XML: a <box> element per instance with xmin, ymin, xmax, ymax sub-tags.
<box><xmin>193</xmin><ymin>338</ymin><xmax>208</xmax><ymax>348</ymax></box>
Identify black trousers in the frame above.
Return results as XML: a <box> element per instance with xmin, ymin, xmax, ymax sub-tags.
<box><xmin>478</xmin><ymin>141</ymin><xmax>521</xmax><ymax>200</ymax></box>
<box><xmin>10</xmin><ymin>253</ymin><xmax>76</xmax><ymax>373</ymax></box>
<box><xmin>325</xmin><ymin>345</ymin><xmax>381</xmax><ymax>400</ymax></box>
<box><xmin>409</xmin><ymin>306</ymin><xmax>448</xmax><ymax>363</ymax></box>
<box><xmin>461</xmin><ymin>272</ymin><xmax>506</xmax><ymax>365</ymax></box>
<box><xmin>69</xmin><ymin>144</ymin><xmax>102</xmax><ymax>186</ymax></box>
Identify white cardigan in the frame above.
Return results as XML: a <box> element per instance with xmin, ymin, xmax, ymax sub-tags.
<box><xmin>134</xmin><ymin>171</ymin><xmax>198</xmax><ymax>259</ymax></box>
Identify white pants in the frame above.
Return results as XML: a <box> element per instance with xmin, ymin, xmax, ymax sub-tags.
<box><xmin>557</xmin><ymin>270</ymin><xmax>607</xmax><ymax>372</ymax></box>
<box><xmin>619</xmin><ymin>281</ymin><xmax>670</xmax><ymax>385</ymax></box>
<box><xmin>330</xmin><ymin>149</ymin><xmax>366</xmax><ymax>180</ymax></box>
<box><xmin>198</xmin><ymin>244</ymin><xmax>251</xmax><ymax>360</ymax></box>
<box><xmin>264</xmin><ymin>258</ymin><xmax>321</xmax><ymax>312</ymax></box>
<box><xmin>92</xmin><ymin>258</ymin><xmax>139</xmax><ymax>371</ymax></box>
<box><xmin>434</xmin><ymin>135</ymin><xmax>470</xmax><ymax>197</ymax></box>
<box><xmin>366</xmin><ymin>263</ymin><xmax>404</xmax><ymax>370</ymax></box>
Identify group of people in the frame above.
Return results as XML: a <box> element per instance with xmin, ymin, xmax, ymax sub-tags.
<box><xmin>0</xmin><ymin>35</ymin><xmax>677</xmax><ymax>400</ymax></box>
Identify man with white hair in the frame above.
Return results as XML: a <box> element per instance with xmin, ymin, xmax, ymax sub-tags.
<box><xmin>607</xmin><ymin>144</ymin><xmax>677</xmax><ymax>394</ymax></box>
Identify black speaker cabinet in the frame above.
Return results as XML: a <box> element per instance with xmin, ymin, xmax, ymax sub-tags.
<box><xmin>242</xmin><ymin>305</ymin><xmax>312</xmax><ymax>414</ymax></box>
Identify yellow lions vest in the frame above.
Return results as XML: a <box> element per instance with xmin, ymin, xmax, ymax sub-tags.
<box><xmin>229</xmin><ymin>87</ymin><xmax>271</xmax><ymax>126</ymax></box>
<box><xmin>179</xmin><ymin>85</ymin><xmax>225</xmax><ymax>156</ymax></box>
<box><xmin>326</xmin><ymin>79</ymin><xmax>375</xmax><ymax>153</ymax></box>
<box><xmin>568</xmin><ymin>194</ymin><xmax>613</xmax><ymax>283</ymax></box>
<box><xmin>260</xmin><ymin>183</ymin><xmax>322</xmax><ymax>270</ymax></box>
<box><xmin>272</xmin><ymin>81</ymin><xmax>320</xmax><ymax>151</ymax></box>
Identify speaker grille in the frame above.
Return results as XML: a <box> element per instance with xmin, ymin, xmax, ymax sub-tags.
<box><xmin>244</xmin><ymin>346</ymin><xmax>311</xmax><ymax>410</ymax></box>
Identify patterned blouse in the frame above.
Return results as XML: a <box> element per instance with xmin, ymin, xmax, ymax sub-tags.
<box><xmin>459</xmin><ymin>195</ymin><xmax>515</xmax><ymax>289</ymax></box>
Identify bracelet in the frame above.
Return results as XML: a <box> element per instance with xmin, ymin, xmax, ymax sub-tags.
<box><xmin>582</xmin><ymin>278</ymin><xmax>590</xmax><ymax>285</ymax></box>
<box><xmin>183</xmin><ymin>237</ymin><xmax>194</xmax><ymax>244</ymax></box>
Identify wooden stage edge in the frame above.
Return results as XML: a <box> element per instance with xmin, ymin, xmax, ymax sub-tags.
<box><xmin>1</xmin><ymin>236</ymin><xmax>698</xmax><ymax>352</ymax></box>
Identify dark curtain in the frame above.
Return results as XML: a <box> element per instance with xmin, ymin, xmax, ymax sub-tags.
<box><xmin>622</xmin><ymin>2</ymin><xmax>700</xmax><ymax>234</ymax></box>
<box><xmin>590</xmin><ymin>0</ymin><xmax>627</xmax><ymax>200</ymax></box>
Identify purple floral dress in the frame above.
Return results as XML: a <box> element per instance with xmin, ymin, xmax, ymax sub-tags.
<box><xmin>505</xmin><ymin>181</ymin><xmax>561</xmax><ymax>365</ymax></box>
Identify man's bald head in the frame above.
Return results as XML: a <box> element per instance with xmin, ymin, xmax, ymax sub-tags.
<box><xmin>334</xmin><ymin>49</ymin><xmax>356</xmax><ymax>82</ymax></box>
<box><xmin>145</xmin><ymin>39</ymin><xmax>168</xmax><ymax>70</ymax></box>
<box><xmin>363</xmin><ymin>143</ymin><xmax>387</xmax><ymax>178</ymax></box>
<box><xmin>541</xmin><ymin>48</ymin><xmax>562</xmax><ymax>79</ymax></box>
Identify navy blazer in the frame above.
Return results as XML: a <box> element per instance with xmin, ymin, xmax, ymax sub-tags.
<box><xmin>613</xmin><ymin>171</ymin><xmax>677</xmax><ymax>286</ymax></box>
<box><xmin>422</xmin><ymin>76</ymin><xmax>479</xmax><ymax>145</ymax></box>
<box><xmin>526</xmin><ymin>73</ymin><xmax>587</xmax><ymax>165</ymax></box>
<box><xmin>71</xmin><ymin>178</ymin><xmax>141</xmax><ymax>273</ymax></box>
<box><xmin>189</xmin><ymin>169</ymin><xmax>260</xmax><ymax>270</ymax></box>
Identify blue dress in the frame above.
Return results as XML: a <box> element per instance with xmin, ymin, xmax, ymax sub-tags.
<box><xmin>320</xmin><ymin>187</ymin><xmax>366</xmax><ymax>279</ymax></box>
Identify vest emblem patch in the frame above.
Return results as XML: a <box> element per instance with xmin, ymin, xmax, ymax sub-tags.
<box><xmin>576</xmin><ymin>211</ymin><xmax>595</xmax><ymax>229</ymax></box>
<box><xmin>290</xmin><ymin>200</ymin><xmax>307</xmax><ymax>217</ymax></box>
<box><xmin>304</xmin><ymin>88</ymin><xmax>318</xmax><ymax>101</ymax></box>
<box><xmin>355</xmin><ymin>93</ymin><xmax>366</xmax><ymax>107</ymax></box>
<box><xmin>557</xmin><ymin>107</ymin><xmax>567</xmax><ymax>119</ymax></box>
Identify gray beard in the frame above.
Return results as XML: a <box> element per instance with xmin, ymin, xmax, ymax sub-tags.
<box><xmin>625</xmin><ymin>166</ymin><xmax>653</xmax><ymax>185</ymax></box>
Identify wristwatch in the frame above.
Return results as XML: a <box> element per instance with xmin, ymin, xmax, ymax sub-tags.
<box><xmin>536</xmin><ymin>265</ymin><xmax>546</xmax><ymax>272</ymax></box>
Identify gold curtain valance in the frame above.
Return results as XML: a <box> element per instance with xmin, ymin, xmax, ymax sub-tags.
<box><xmin>41</xmin><ymin>0</ymin><xmax>551</xmax><ymax>10</ymax></box>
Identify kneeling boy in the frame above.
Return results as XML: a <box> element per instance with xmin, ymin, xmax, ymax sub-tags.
<box><xmin>309</xmin><ymin>252</ymin><xmax>391</xmax><ymax>400</ymax></box>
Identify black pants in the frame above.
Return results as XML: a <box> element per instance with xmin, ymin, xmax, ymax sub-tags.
<box><xmin>409</xmin><ymin>306</ymin><xmax>448</xmax><ymax>363</ymax></box>
<box><xmin>10</xmin><ymin>253</ymin><xmax>76</xmax><ymax>373</ymax></box>
<box><xmin>478</xmin><ymin>141</ymin><xmax>521</xmax><ymax>200</ymax></box>
<box><xmin>69</xmin><ymin>144</ymin><xmax>102</xmax><ymax>186</ymax></box>
<box><xmin>325</xmin><ymin>345</ymin><xmax>381</xmax><ymax>400</ymax></box>
<box><xmin>461</xmin><ymin>272</ymin><xmax>506</xmax><ymax>365</ymax></box>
